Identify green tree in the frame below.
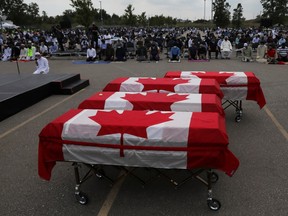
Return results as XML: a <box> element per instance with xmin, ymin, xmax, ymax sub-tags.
<box><xmin>0</xmin><ymin>0</ymin><xmax>28</xmax><ymax>25</ymax></box>
<box><xmin>70</xmin><ymin>0</ymin><xmax>94</xmax><ymax>27</ymax></box>
<box><xmin>213</xmin><ymin>0</ymin><xmax>231</xmax><ymax>27</ymax></box>
<box><xmin>149</xmin><ymin>15</ymin><xmax>177</xmax><ymax>26</ymax></box>
<box><xmin>122</xmin><ymin>4</ymin><xmax>137</xmax><ymax>26</ymax></box>
<box><xmin>137</xmin><ymin>12</ymin><xmax>148</xmax><ymax>27</ymax></box>
<box><xmin>260</xmin><ymin>0</ymin><xmax>288</xmax><ymax>25</ymax></box>
<box><xmin>232</xmin><ymin>3</ymin><xmax>244</xmax><ymax>28</ymax></box>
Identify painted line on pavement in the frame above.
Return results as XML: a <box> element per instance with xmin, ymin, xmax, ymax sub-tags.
<box><xmin>264</xmin><ymin>106</ymin><xmax>288</xmax><ymax>141</ymax></box>
<box><xmin>0</xmin><ymin>89</ymin><xmax>85</xmax><ymax>140</ymax></box>
<box><xmin>97</xmin><ymin>171</ymin><xmax>126</xmax><ymax>216</ymax></box>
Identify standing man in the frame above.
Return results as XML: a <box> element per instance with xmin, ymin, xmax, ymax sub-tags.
<box><xmin>53</xmin><ymin>25</ymin><xmax>65</xmax><ymax>51</ymax></box>
<box><xmin>33</xmin><ymin>52</ymin><xmax>49</xmax><ymax>74</ymax></box>
<box><xmin>90</xmin><ymin>24</ymin><xmax>99</xmax><ymax>49</ymax></box>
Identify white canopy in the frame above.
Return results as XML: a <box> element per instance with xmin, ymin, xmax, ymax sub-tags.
<box><xmin>1</xmin><ymin>22</ymin><xmax>19</xmax><ymax>29</ymax></box>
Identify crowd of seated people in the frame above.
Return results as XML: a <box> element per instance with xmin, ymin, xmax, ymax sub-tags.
<box><xmin>1</xmin><ymin>25</ymin><xmax>287</xmax><ymax>64</ymax></box>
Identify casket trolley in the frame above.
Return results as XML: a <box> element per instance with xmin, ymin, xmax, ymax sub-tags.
<box><xmin>164</xmin><ymin>71</ymin><xmax>266</xmax><ymax>122</ymax></box>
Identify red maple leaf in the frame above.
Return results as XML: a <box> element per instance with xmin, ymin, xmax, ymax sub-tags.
<box><xmin>89</xmin><ymin>110</ymin><xmax>173</xmax><ymax>156</ymax></box>
<box><xmin>137</xmin><ymin>78</ymin><xmax>190</xmax><ymax>92</ymax></box>
<box><xmin>191</xmin><ymin>72</ymin><xmax>234</xmax><ymax>85</ymax></box>
<box><xmin>121</xmin><ymin>92</ymin><xmax>188</xmax><ymax>111</ymax></box>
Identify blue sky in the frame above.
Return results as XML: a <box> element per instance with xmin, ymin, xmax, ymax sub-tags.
<box><xmin>24</xmin><ymin>0</ymin><xmax>263</xmax><ymax>20</ymax></box>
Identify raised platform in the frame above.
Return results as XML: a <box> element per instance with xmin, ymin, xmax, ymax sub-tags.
<box><xmin>0</xmin><ymin>73</ymin><xmax>89</xmax><ymax>121</ymax></box>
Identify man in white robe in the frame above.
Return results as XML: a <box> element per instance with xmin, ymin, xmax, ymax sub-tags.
<box><xmin>33</xmin><ymin>52</ymin><xmax>49</xmax><ymax>74</ymax></box>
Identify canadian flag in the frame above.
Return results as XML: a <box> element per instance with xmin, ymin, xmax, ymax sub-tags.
<box><xmin>164</xmin><ymin>71</ymin><xmax>266</xmax><ymax>108</ymax></box>
<box><xmin>78</xmin><ymin>92</ymin><xmax>224</xmax><ymax>116</ymax></box>
<box><xmin>103</xmin><ymin>77</ymin><xmax>223</xmax><ymax>98</ymax></box>
<box><xmin>38</xmin><ymin>109</ymin><xmax>239</xmax><ymax>180</ymax></box>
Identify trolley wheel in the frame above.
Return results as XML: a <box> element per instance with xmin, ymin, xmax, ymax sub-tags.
<box><xmin>207</xmin><ymin>199</ymin><xmax>221</xmax><ymax>211</ymax></box>
<box><xmin>211</xmin><ymin>172</ymin><xmax>219</xmax><ymax>183</ymax></box>
<box><xmin>76</xmin><ymin>192</ymin><xmax>88</xmax><ymax>205</ymax></box>
<box><xmin>235</xmin><ymin>115</ymin><xmax>241</xmax><ymax>122</ymax></box>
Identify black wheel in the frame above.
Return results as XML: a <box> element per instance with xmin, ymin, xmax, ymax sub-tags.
<box><xmin>207</xmin><ymin>199</ymin><xmax>221</xmax><ymax>211</ymax></box>
<box><xmin>210</xmin><ymin>172</ymin><xmax>219</xmax><ymax>183</ymax></box>
<box><xmin>235</xmin><ymin>115</ymin><xmax>241</xmax><ymax>122</ymax></box>
<box><xmin>76</xmin><ymin>192</ymin><xmax>88</xmax><ymax>205</ymax></box>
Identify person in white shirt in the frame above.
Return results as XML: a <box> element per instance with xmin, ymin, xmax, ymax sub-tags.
<box><xmin>39</xmin><ymin>42</ymin><xmax>49</xmax><ymax>56</ymax></box>
<box><xmin>86</xmin><ymin>45</ymin><xmax>97</xmax><ymax>62</ymax></box>
<box><xmin>19</xmin><ymin>44</ymin><xmax>28</xmax><ymax>60</ymax></box>
<box><xmin>2</xmin><ymin>44</ymin><xmax>12</xmax><ymax>61</ymax></box>
<box><xmin>220</xmin><ymin>36</ymin><xmax>233</xmax><ymax>59</ymax></box>
<box><xmin>33</xmin><ymin>52</ymin><xmax>49</xmax><ymax>74</ymax></box>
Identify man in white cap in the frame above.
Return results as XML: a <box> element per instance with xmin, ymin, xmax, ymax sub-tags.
<box><xmin>33</xmin><ymin>52</ymin><xmax>49</xmax><ymax>74</ymax></box>
<box><xmin>241</xmin><ymin>42</ymin><xmax>253</xmax><ymax>62</ymax></box>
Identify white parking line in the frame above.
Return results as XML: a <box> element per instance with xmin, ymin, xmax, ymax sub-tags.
<box><xmin>264</xmin><ymin>106</ymin><xmax>288</xmax><ymax>141</ymax></box>
<box><xmin>0</xmin><ymin>89</ymin><xmax>85</xmax><ymax>140</ymax></box>
<box><xmin>97</xmin><ymin>171</ymin><xmax>126</xmax><ymax>216</ymax></box>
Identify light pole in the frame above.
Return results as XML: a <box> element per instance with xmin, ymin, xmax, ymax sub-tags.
<box><xmin>99</xmin><ymin>1</ymin><xmax>103</xmax><ymax>26</ymax></box>
<box><xmin>211</xmin><ymin>0</ymin><xmax>214</xmax><ymax>21</ymax></box>
<box><xmin>204</xmin><ymin>0</ymin><xmax>206</xmax><ymax>20</ymax></box>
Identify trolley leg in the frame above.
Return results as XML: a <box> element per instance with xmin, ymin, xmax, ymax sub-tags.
<box><xmin>206</xmin><ymin>170</ymin><xmax>221</xmax><ymax>211</ymax></box>
<box><xmin>73</xmin><ymin>163</ymin><xmax>88</xmax><ymax>205</ymax></box>
<box><xmin>235</xmin><ymin>100</ymin><xmax>243</xmax><ymax>122</ymax></box>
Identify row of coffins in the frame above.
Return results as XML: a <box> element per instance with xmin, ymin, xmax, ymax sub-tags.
<box><xmin>38</xmin><ymin>71</ymin><xmax>266</xmax><ymax>211</ymax></box>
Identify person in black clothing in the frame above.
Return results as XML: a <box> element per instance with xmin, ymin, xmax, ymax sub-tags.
<box><xmin>136</xmin><ymin>41</ymin><xmax>148</xmax><ymax>61</ymax></box>
<box><xmin>115</xmin><ymin>41</ymin><xmax>126</xmax><ymax>61</ymax></box>
<box><xmin>90</xmin><ymin>24</ymin><xmax>99</xmax><ymax>49</ymax></box>
<box><xmin>198</xmin><ymin>41</ymin><xmax>207</xmax><ymax>60</ymax></box>
<box><xmin>53</xmin><ymin>25</ymin><xmax>65</xmax><ymax>51</ymax></box>
<box><xmin>11</xmin><ymin>43</ymin><xmax>21</xmax><ymax>60</ymax></box>
<box><xmin>149</xmin><ymin>42</ymin><xmax>160</xmax><ymax>61</ymax></box>
<box><xmin>208</xmin><ymin>37</ymin><xmax>219</xmax><ymax>59</ymax></box>
<box><xmin>188</xmin><ymin>43</ymin><xmax>198</xmax><ymax>60</ymax></box>
<box><xmin>105</xmin><ymin>44</ymin><xmax>114</xmax><ymax>61</ymax></box>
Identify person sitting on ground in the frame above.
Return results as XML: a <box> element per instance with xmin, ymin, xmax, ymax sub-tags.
<box><xmin>11</xmin><ymin>43</ymin><xmax>21</xmax><ymax>61</ymax></box>
<box><xmin>208</xmin><ymin>37</ymin><xmax>219</xmax><ymax>59</ymax></box>
<box><xmin>18</xmin><ymin>44</ymin><xmax>28</xmax><ymax>60</ymax></box>
<box><xmin>33</xmin><ymin>52</ymin><xmax>49</xmax><ymax>74</ymax></box>
<box><xmin>266</xmin><ymin>44</ymin><xmax>278</xmax><ymax>64</ymax></box>
<box><xmin>105</xmin><ymin>43</ymin><xmax>114</xmax><ymax>61</ymax></box>
<box><xmin>169</xmin><ymin>43</ymin><xmax>181</xmax><ymax>61</ymax></box>
<box><xmin>188</xmin><ymin>43</ymin><xmax>198</xmax><ymax>60</ymax></box>
<box><xmin>149</xmin><ymin>42</ymin><xmax>160</xmax><ymax>61</ymax></box>
<box><xmin>256</xmin><ymin>41</ymin><xmax>268</xmax><ymax>63</ymax></box>
<box><xmin>198</xmin><ymin>41</ymin><xmax>208</xmax><ymax>60</ymax></box>
<box><xmin>277</xmin><ymin>43</ymin><xmax>288</xmax><ymax>62</ymax></box>
<box><xmin>1</xmin><ymin>44</ymin><xmax>12</xmax><ymax>61</ymax></box>
<box><xmin>115</xmin><ymin>41</ymin><xmax>126</xmax><ymax>61</ymax></box>
<box><xmin>39</xmin><ymin>42</ymin><xmax>49</xmax><ymax>57</ymax></box>
<box><xmin>86</xmin><ymin>44</ymin><xmax>97</xmax><ymax>62</ymax></box>
<box><xmin>26</xmin><ymin>42</ymin><xmax>36</xmax><ymax>60</ymax></box>
<box><xmin>241</xmin><ymin>43</ymin><xmax>253</xmax><ymax>62</ymax></box>
<box><xmin>136</xmin><ymin>41</ymin><xmax>148</xmax><ymax>61</ymax></box>
<box><xmin>220</xmin><ymin>36</ymin><xmax>233</xmax><ymax>59</ymax></box>
<box><xmin>98</xmin><ymin>39</ymin><xmax>107</xmax><ymax>60</ymax></box>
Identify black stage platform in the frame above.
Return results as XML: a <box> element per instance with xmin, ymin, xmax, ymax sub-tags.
<box><xmin>0</xmin><ymin>73</ymin><xmax>89</xmax><ymax>121</ymax></box>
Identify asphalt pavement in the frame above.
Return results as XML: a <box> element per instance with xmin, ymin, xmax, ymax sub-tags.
<box><xmin>0</xmin><ymin>53</ymin><xmax>287</xmax><ymax>216</ymax></box>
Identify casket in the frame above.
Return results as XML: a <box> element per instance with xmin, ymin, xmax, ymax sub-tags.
<box><xmin>102</xmin><ymin>77</ymin><xmax>224</xmax><ymax>99</ymax></box>
<box><xmin>164</xmin><ymin>71</ymin><xmax>266</xmax><ymax>108</ymax></box>
<box><xmin>78</xmin><ymin>91</ymin><xmax>224</xmax><ymax>116</ymax></box>
<box><xmin>38</xmin><ymin>109</ymin><xmax>239</xmax><ymax>181</ymax></box>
